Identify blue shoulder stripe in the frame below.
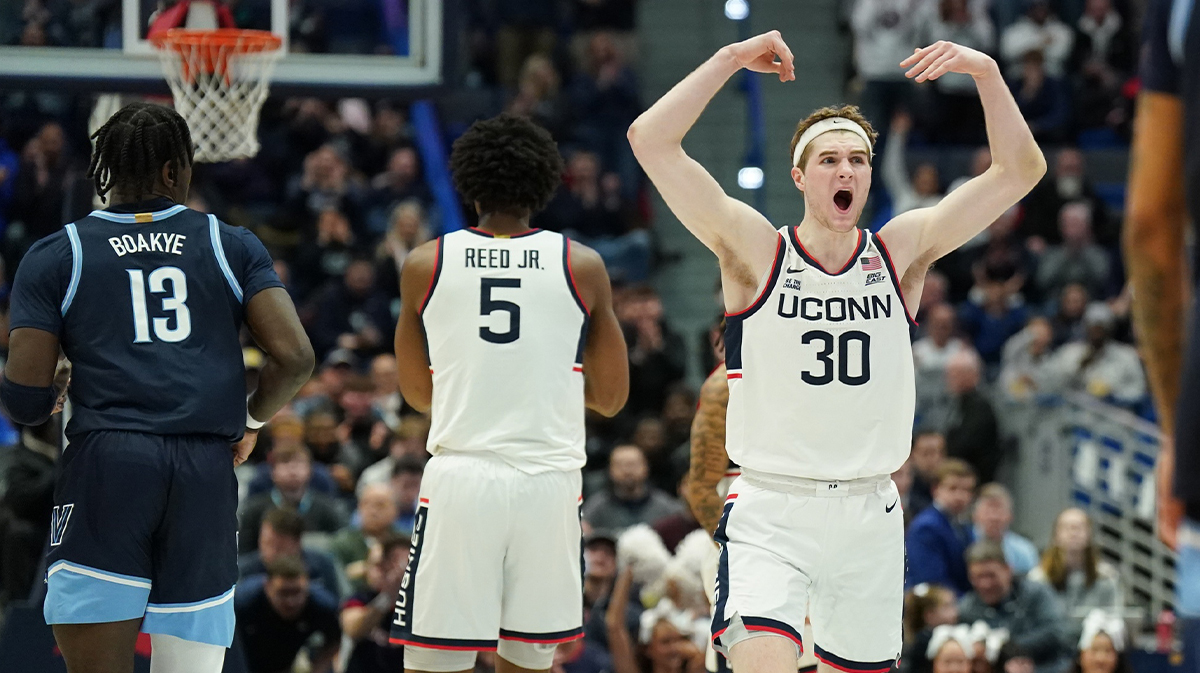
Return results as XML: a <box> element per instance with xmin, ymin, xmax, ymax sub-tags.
<box><xmin>208</xmin><ymin>215</ymin><xmax>244</xmax><ymax>302</ymax></box>
<box><xmin>1169</xmin><ymin>0</ymin><xmax>1195</xmax><ymax>63</ymax></box>
<box><xmin>61</xmin><ymin>224</ymin><xmax>82</xmax><ymax>315</ymax></box>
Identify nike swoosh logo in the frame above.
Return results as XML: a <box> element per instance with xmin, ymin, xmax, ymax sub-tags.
<box><xmin>885</xmin><ymin>500</ymin><xmax>898</xmax><ymax>513</ymax></box>
<box><xmin>786</xmin><ymin>267</ymin><xmax>805</xmax><ymax>274</ymax></box>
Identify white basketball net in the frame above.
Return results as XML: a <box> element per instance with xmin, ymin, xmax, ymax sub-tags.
<box><xmin>154</xmin><ymin>32</ymin><xmax>282</xmax><ymax>163</ymax></box>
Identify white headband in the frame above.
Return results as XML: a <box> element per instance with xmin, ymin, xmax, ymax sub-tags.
<box><xmin>792</xmin><ymin>116</ymin><xmax>874</xmax><ymax>167</ymax></box>
<box><xmin>1079</xmin><ymin>610</ymin><xmax>1125</xmax><ymax>652</ymax></box>
<box><xmin>926</xmin><ymin>622</ymin><xmax>1010</xmax><ymax>663</ymax></box>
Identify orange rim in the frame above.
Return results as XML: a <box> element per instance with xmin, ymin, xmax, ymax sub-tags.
<box><xmin>151</xmin><ymin>29</ymin><xmax>281</xmax><ymax>79</ymax></box>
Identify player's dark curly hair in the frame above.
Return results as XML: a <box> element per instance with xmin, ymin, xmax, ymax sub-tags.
<box><xmin>88</xmin><ymin>102</ymin><xmax>194</xmax><ymax>203</ymax></box>
<box><xmin>449</xmin><ymin>114</ymin><xmax>563</xmax><ymax>217</ymax></box>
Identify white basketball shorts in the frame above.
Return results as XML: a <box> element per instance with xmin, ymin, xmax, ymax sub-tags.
<box><xmin>711</xmin><ymin>469</ymin><xmax>903</xmax><ymax>672</ymax></box>
<box><xmin>389</xmin><ymin>452</ymin><xmax>584</xmax><ymax>650</ymax></box>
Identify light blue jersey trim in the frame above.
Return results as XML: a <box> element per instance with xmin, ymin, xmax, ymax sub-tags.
<box><xmin>44</xmin><ymin>561</ymin><xmax>151</xmax><ymax>625</ymax></box>
<box><xmin>61</xmin><ymin>224</ymin><xmax>82</xmax><ymax>315</ymax></box>
<box><xmin>88</xmin><ymin>204</ymin><xmax>187</xmax><ymax>223</ymax></box>
<box><xmin>1170</xmin><ymin>0</ymin><xmax>1195</xmax><ymax>63</ymax></box>
<box><xmin>142</xmin><ymin>586</ymin><xmax>236</xmax><ymax>647</ymax></box>
<box><xmin>208</xmin><ymin>214</ymin><xmax>243</xmax><ymax>302</ymax></box>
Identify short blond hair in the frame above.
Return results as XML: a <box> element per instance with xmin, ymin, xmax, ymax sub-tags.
<box><xmin>789</xmin><ymin>105</ymin><xmax>879</xmax><ymax>172</ymax></box>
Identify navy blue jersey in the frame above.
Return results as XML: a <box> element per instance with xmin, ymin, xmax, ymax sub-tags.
<box><xmin>1141</xmin><ymin>0</ymin><xmax>1200</xmax><ymax>513</ymax></box>
<box><xmin>8</xmin><ymin>197</ymin><xmax>283</xmax><ymax>442</ymax></box>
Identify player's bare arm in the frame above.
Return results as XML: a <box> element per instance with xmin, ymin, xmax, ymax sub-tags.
<box><xmin>1</xmin><ymin>328</ymin><xmax>65</xmax><ymax>426</ymax></box>
<box><xmin>394</xmin><ymin>239</ymin><xmax>438</xmax><ymax>413</ymax></box>
<box><xmin>1124</xmin><ymin>90</ymin><xmax>1189</xmax><ymax>550</ymax></box>
<box><xmin>879</xmin><ymin>42</ymin><xmax>1046</xmax><ymax>289</ymax></box>
<box><xmin>628</xmin><ymin>31</ymin><xmax>794</xmax><ymax>311</ymax></box>
<box><xmin>569</xmin><ymin>240</ymin><xmax>629</xmax><ymax>417</ymax></box>
<box><xmin>239</xmin><ymin>287</ymin><xmax>316</xmax><ymax>464</ymax></box>
<box><xmin>686</xmin><ymin>363</ymin><xmax>730</xmax><ymax>535</ymax></box>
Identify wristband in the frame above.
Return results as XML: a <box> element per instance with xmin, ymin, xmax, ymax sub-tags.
<box><xmin>246</xmin><ymin>396</ymin><xmax>266</xmax><ymax>430</ymax></box>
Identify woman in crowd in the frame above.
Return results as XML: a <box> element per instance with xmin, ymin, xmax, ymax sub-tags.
<box><xmin>606</xmin><ymin>567</ymin><xmax>706</xmax><ymax>673</ymax></box>
<box><xmin>1068</xmin><ymin>610</ymin><xmax>1132</xmax><ymax>673</ymax></box>
<box><xmin>1027</xmin><ymin>508</ymin><xmax>1122</xmax><ymax>645</ymax></box>
<box><xmin>900</xmin><ymin>584</ymin><xmax>960</xmax><ymax>673</ymax></box>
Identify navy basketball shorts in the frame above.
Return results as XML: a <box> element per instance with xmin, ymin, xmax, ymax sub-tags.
<box><xmin>711</xmin><ymin>469</ymin><xmax>903</xmax><ymax>671</ymax></box>
<box><xmin>43</xmin><ymin>431</ymin><xmax>239</xmax><ymax>647</ymax></box>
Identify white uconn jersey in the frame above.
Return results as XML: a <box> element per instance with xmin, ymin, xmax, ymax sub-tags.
<box><xmin>725</xmin><ymin>227</ymin><xmax>916</xmax><ymax>480</ymax></box>
<box><xmin>421</xmin><ymin>228</ymin><xmax>589</xmax><ymax>474</ymax></box>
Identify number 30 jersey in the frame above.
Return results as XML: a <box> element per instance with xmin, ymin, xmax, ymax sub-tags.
<box><xmin>7</xmin><ymin>198</ymin><xmax>283</xmax><ymax>442</ymax></box>
<box><xmin>725</xmin><ymin>227</ymin><xmax>916</xmax><ymax>481</ymax></box>
<box><xmin>421</xmin><ymin>228</ymin><xmax>589</xmax><ymax>474</ymax></box>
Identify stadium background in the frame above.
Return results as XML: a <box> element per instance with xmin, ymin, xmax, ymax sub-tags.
<box><xmin>0</xmin><ymin>0</ymin><xmax>1182</xmax><ymax>671</ymax></box>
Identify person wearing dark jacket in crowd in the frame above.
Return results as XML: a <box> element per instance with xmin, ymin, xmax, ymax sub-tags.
<box><xmin>617</xmin><ymin>286</ymin><xmax>686</xmax><ymax>418</ymax></box>
<box><xmin>306</xmin><ymin>257</ymin><xmax>394</xmax><ymax>361</ymax></box>
<box><xmin>906</xmin><ymin>459</ymin><xmax>978</xmax><ymax>595</ymax></box>
<box><xmin>339</xmin><ymin>532</ymin><xmax>408</xmax><ymax>673</ymax></box>
<box><xmin>943</xmin><ymin>349</ymin><xmax>1002</xmax><ymax>484</ymax></box>
<box><xmin>909</xmin><ymin>430</ymin><xmax>947</xmax><ymax>520</ymax></box>
<box><xmin>959</xmin><ymin>541</ymin><xmax>1070</xmax><ymax>673</ymax></box>
<box><xmin>0</xmin><ymin>420</ymin><xmax>58</xmax><ymax>606</ymax></box>
<box><xmin>236</xmin><ymin>555</ymin><xmax>342</xmax><ymax>673</ymax></box>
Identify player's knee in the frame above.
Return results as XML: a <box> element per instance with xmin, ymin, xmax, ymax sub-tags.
<box><xmin>496</xmin><ymin>640</ymin><xmax>559</xmax><ymax>672</ymax></box>
<box><xmin>403</xmin><ymin>644</ymin><xmax>479</xmax><ymax>673</ymax></box>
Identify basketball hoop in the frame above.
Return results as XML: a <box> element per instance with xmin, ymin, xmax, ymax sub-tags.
<box><xmin>151</xmin><ymin>29</ymin><xmax>282</xmax><ymax>163</ymax></box>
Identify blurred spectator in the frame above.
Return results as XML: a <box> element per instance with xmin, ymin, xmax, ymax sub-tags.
<box><xmin>10</xmin><ymin>122</ymin><xmax>90</xmax><ymax>248</ymax></box>
<box><xmin>238</xmin><ymin>444</ymin><xmax>348</xmax><ymax>553</ymax></box>
<box><xmin>942</xmin><ymin>349</ymin><xmax>1002</xmax><ymax>484</ymax></box>
<box><xmin>909</xmin><ymin>430</ymin><xmax>948</xmax><ymax>520</ymax></box>
<box><xmin>337</xmin><ymin>375</ymin><xmax>388</xmax><ymax>469</ymax></box>
<box><xmin>368</xmin><ymin>353</ymin><xmax>404</xmax><ymax>427</ymax></box>
<box><xmin>900</xmin><ymin>583</ymin><xmax>959</xmax><ymax>673</ymax></box>
<box><xmin>294</xmin><ymin>350</ymin><xmax>357</xmax><ymax>418</ymax></box>
<box><xmin>651</xmin><ymin>474</ymin><xmax>701</xmax><ymax>552</ymax></box>
<box><xmin>375</xmin><ymin>199</ymin><xmax>432</xmax><ymax>301</ymax></box>
<box><xmin>632</xmin><ymin>416</ymin><xmax>674</xmax><ymax>493</ymax></box>
<box><xmin>539</xmin><ymin>150</ymin><xmax>650</xmax><ymax>282</ymax></box>
<box><xmin>958</xmin><ymin>260</ymin><xmax>1028</xmax><ymax>368</ymax></box>
<box><xmin>359</xmin><ymin>104</ymin><xmax>411</xmax><ymax>177</ymax></box>
<box><xmin>914</xmin><ymin>303</ymin><xmax>967</xmax><ymax>424</ymax></box>
<box><xmin>1022</xmin><ymin>149</ymin><xmax>1113</xmax><ymax>249</ymax></box>
<box><xmin>1069</xmin><ymin>610</ymin><xmax>1131</xmax><ymax>673</ymax></box>
<box><xmin>999</xmin><ymin>0</ymin><xmax>1074</xmax><ymax>77</ymax></box>
<box><xmin>1008</xmin><ymin>50</ymin><xmax>1072</xmax><ymax>144</ymax></box>
<box><xmin>495</xmin><ymin>0</ymin><xmax>560</xmax><ymax>89</ymax></box>
<box><xmin>1027</xmin><ymin>508</ymin><xmax>1121</xmax><ymax>645</ymax></box>
<box><xmin>581</xmin><ymin>529</ymin><xmax>639</xmax><ymax>650</ymax></box>
<box><xmin>906</xmin><ymin>458</ymin><xmax>978</xmax><ymax>594</ymax></box>
<box><xmin>605</xmin><ymin>567</ymin><xmax>705</xmax><ymax>673</ymax></box>
<box><xmin>340</xmin><ymin>533</ymin><xmax>408</xmax><ymax>673</ymax></box>
<box><xmin>247</xmin><ymin>438</ymin><xmax>339</xmax><ymax>498</ymax></box>
<box><xmin>1070</xmin><ymin>0</ymin><xmax>1133</xmax><ymax>76</ymax></box>
<box><xmin>959</xmin><ymin>540</ymin><xmax>1070</xmax><ymax>673</ymax></box>
<box><xmin>330</xmin><ymin>483</ymin><xmax>400</xmax><ymax>589</ymax></box>
<box><xmin>972</xmin><ymin>483</ymin><xmax>1039</xmax><ymax>575</ymax></box>
<box><xmin>1041</xmin><ymin>303</ymin><xmax>1145</xmax><ymax>408</ymax></box>
<box><xmin>618</xmin><ymin>286</ymin><xmax>687</xmax><ymax>417</ymax></box>
<box><xmin>238</xmin><ymin>507</ymin><xmax>345</xmax><ymax>601</ymax></box>
<box><xmin>1048</xmin><ymin>283</ymin><xmax>1090</xmax><ymax>346</ymax></box>
<box><xmin>916</xmin><ymin>0</ymin><xmax>995</xmax><ymax>144</ymax></box>
<box><xmin>0</xmin><ymin>128</ymin><xmax>18</xmax><ymax>237</ymax></box>
<box><xmin>998</xmin><ymin>317</ymin><xmax>1056</xmax><ymax>402</ymax></box>
<box><xmin>1035</xmin><ymin>203</ymin><xmax>1112</xmax><ymax>301</ymax></box>
<box><xmin>235</xmin><ymin>555</ymin><xmax>341</xmax><ymax>673</ymax></box>
<box><xmin>569</xmin><ymin>33</ymin><xmax>642</xmax><ymax>196</ymax></box>
<box><xmin>947</xmin><ymin>147</ymin><xmax>991</xmax><ymax>194</ymax></box>
<box><xmin>507</xmin><ymin>54</ymin><xmax>573</xmax><ymax>142</ymax></box>
<box><xmin>389</xmin><ymin>456</ymin><xmax>424</xmax><ymax>535</ymax></box>
<box><xmin>0</xmin><ymin>421</ymin><xmax>57</xmax><ymax>606</ymax></box>
<box><xmin>357</xmin><ymin>418</ymin><xmax>430</xmax><ymax>495</ymax></box>
<box><xmin>306</xmin><ymin>257</ymin><xmax>394</xmax><ymax>360</ymax></box>
<box><xmin>582</xmin><ymin>444</ymin><xmax>684</xmax><ymax>532</ymax></box>
<box><xmin>365</xmin><ymin>147</ymin><xmax>431</xmax><ymax>235</ymax></box>
<box><xmin>660</xmin><ymin>384</ymin><xmax>697</xmax><ymax>453</ymax></box>
<box><xmin>851</xmin><ymin>0</ymin><xmax>924</xmax><ymax>138</ymax></box>
<box><xmin>882</xmin><ymin>112</ymin><xmax>943</xmax><ymax>216</ymax></box>
<box><xmin>284</xmin><ymin>144</ymin><xmax>364</xmax><ymax>235</ymax></box>
<box><xmin>293</xmin><ymin>209</ymin><xmax>361</xmax><ymax>299</ymax></box>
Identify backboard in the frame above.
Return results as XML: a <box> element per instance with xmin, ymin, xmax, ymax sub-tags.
<box><xmin>0</xmin><ymin>0</ymin><xmax>446</xmax><ymax>96</ymax></box>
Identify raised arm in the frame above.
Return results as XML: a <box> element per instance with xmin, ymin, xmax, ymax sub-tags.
<box><xmin>569</xmin><ymin>240</ymin><xmax>630</xmax><ymax>417</ymax></box>
<box><xmin>880</xmin><ymin>42</ymin><xmax>1046</xmax><ymax>277</ymax></box>
<box><xmin>686</xmin><ymin>364</ymin><xmax>730</xmax><ymax>535</ymax></box>
<box><xmin>627</xmin><ymin>32</ymin><xmax>791</xmax><ymax>304</ymax></box>
<box><xmin>393</xmin><ymin>240</ymin><xmax>438</xmax><ymax>413</ymax></box>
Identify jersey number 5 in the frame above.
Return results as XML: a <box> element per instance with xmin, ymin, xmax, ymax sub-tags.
<box><xmin>480</xmin><ymin>278</ymin><xmax>520</xmax><ymax>344</ymax></box>
<box><xmin>128</xmin><ymin>267</ymin><xmax>192</xmax><ymax>344</ymax></box>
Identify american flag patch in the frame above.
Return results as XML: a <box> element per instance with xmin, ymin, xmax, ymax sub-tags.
<box><xmin>860</xmin><ymin>256</ymin><xmax>882</xmax><ymax>271</ymax></box>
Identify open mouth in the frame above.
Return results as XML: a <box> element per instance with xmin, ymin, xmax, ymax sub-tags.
<box><xmin>834</xmin><ymin>190</ymin><xmax>853</xmax><ymax>214</ymax></box>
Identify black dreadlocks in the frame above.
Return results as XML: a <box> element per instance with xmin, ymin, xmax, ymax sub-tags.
<box><xmin>87</xmin><ymin>102</ymin><xmax>194</xmax><ymax>203</ymax></box>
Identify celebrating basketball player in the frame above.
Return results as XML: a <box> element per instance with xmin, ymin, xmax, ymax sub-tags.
<box><xmin>629</xmin><ymin>35</ymin><xmax>1045</xmax><ymax>673</ymax></box>
<box><xmin>390</xmin><ymin>114</ymin><xmax>629</xmax><ymax>673</ymax></box>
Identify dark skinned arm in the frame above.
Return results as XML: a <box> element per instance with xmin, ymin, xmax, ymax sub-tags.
<box><xmin>5</xmin><ymin>328</ymin><xmax>60</xmax><ymax>387</ymax></box>
<box><xmin>394</xmin><ymin>240</ymin><xmax>438</xmax><ymax>413</ymax></box>
<box><xmin>1124</xmin><ymin>91</ymin><xmax>1189</xmax><ymax>550</ymax></box>
<box><xmin>569</xmin><ymin>240</ymin><xmax>629</xmax><ymax>417</ymax></box>
<box><xmin>686</xmin><ymin>363</ymin><xmax>729</xmax><ymax>535</ymax></box>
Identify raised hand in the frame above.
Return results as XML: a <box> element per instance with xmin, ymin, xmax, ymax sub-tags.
<box><xmin>900</xmin><ymin>41</ymin><xmax>995</xmax><ymax>82</ymax></box>
<box><xmin>727</xmin><ymin>30</ymin><xmax>795</xmax><ymax>82</ymax></box>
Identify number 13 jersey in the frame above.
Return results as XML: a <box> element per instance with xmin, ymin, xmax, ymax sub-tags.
<box><xmin>725</xmin><ymin>227</ymin><xmax>916</xmax><ymax>481</ymax></box>
<box><xmin>421</xmin><ymin>228</ymin><xmax>589</xmax><ymax>474</ymax></box>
